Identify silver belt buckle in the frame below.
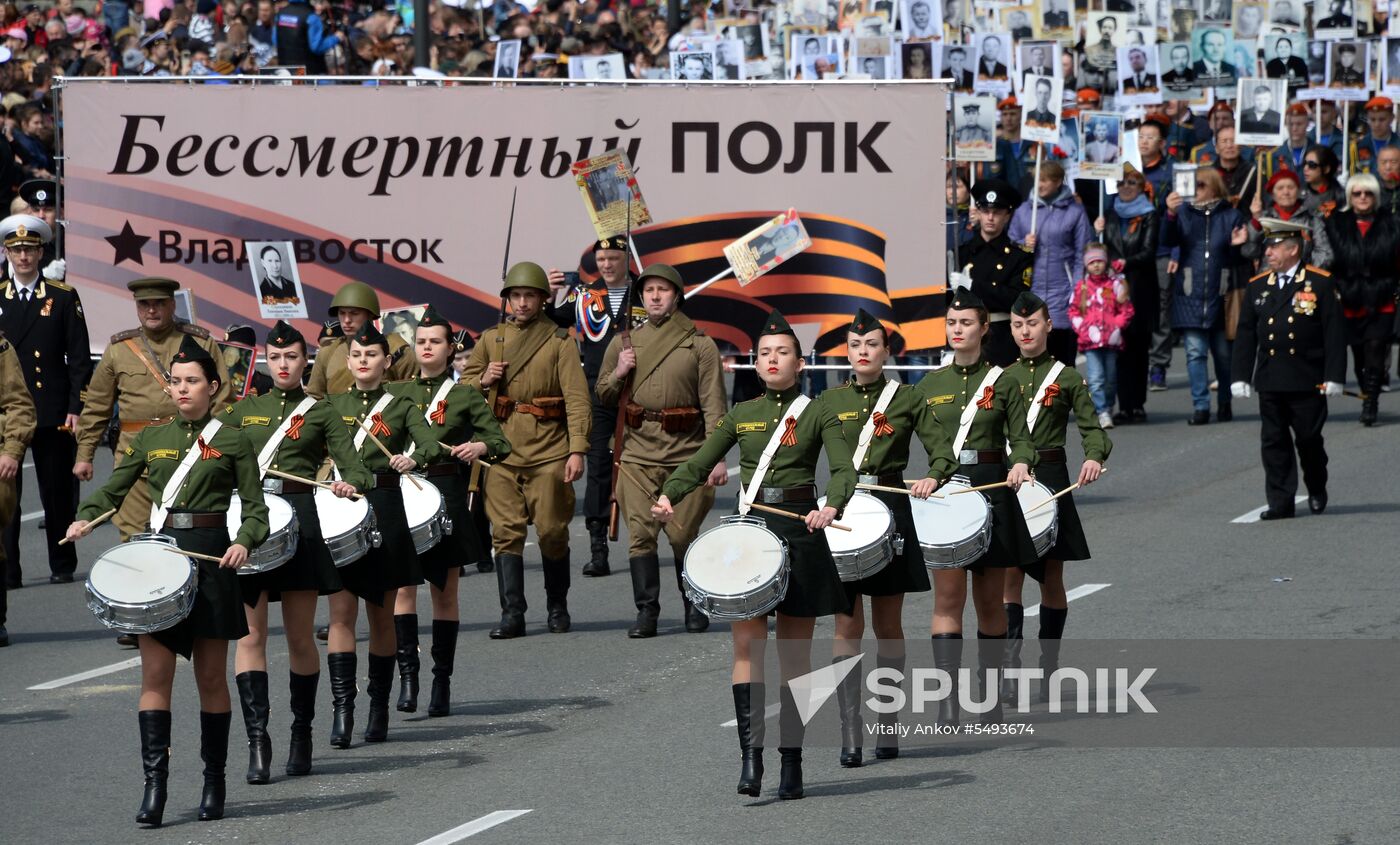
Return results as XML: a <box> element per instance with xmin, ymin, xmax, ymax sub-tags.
<box><xmin>167</xmin><ymin>513</ymin><xmax>194</xmax><ymax>530</ymax></box>
<box><xmin>959</xmin><ymin>449</ymin><xmax>979</xmax><ymax>465</ymax></box>
<box><xmin>857</xmin><ymin>474</ymin><xmax>883</xmax><ymax>485</ymax></box>
<box><xmin>761</xmin><ymin>488</ymin><xmax>784</xmax><ymax>504</ymax></box>
<box><xmin>262</xmin><ymin>478</ymin><xmax>283</xmax><ymax>494</ymax></box>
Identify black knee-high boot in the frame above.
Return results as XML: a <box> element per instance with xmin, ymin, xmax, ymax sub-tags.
<box><xmin>235</xmin><ymin>671</ymin><xmax>272</xmax><ymax>785</ymax></box>
<box><xmin>285</xmin><ymin>671</ymin><xmax>318</xmax><ymax>776</ymax></box>
<box><xmin>931</xmin><ymin>634</ymin><xmax>963</xmax><ymax>728</ymax></box>
<box><xmin>1001</xmin><ymin>603</ymin><xmax>1024</xmax><ymax>705</ymax></box>
<box><xmin>976</xmin><ymin>631</ymin><xmax>1006</xmax><ymax>724</ymax></box>
<box><xmin>197</xmin><ymin>711</ymin><xmax>231</xmax><ymax>821</ymax></box>
<box><xmin>874</xmin><ymin>653</ymin><xmax>905</xmax><ymax>760</ymax></box>
<box><xmin>428</xmin><ymin>619</ymin><xmax>458</xmax><ymax>717</ymax></box>
<box><xmin>363</xmin><ymin>653</ymin><xmax>395</xmax><ymax>742</ymax></box>
<box><xmin>327</xmin><ymin>652</ymin><xmax>357</xmax><ymax>749</ymax></box>
<box><xmin>777</xmin><ymin>684</ymin><xmax>805</xmax><ymax>800</ymax></box>
<box><xmin>732</xmin><ymin>683</ymin><xmax>765</xmax><ymax>797</ymax></box>
<box><xmin>394</xmin><ymin>613</ymin><xmax>420</xmax><ymax>713</ymax></box>
<box><xmin>835</xmin><ymin>656</ymin><xmax>864</xmax><ymax>768</ymax></box>
<box><xmin>541</xmin><ymin>552</ymin><xmax>572</xmax><ymax>633</ymax></box>
<box><xmin>672</xmin><ymin>546</ymin><xmax>708</xmax><ymax>632</ymax></box>
<box><xmin>627</xmin><ymin>554</ymin><xmax>660</xmax><ymax>638</ymax></box>
<box><xmin>489</xmin><ymin>553</ymin><xmax>527</xmax><ymax>639</ymax></box>
<box><xmin>136</xmin><ymin>710</ymin><xmax>171</xmax><ymax>827</ymax></box>
<box><xmin>1037</xmin><ymin>606</ymin><xmax>1067</xmax><ymax>704</ymax></box>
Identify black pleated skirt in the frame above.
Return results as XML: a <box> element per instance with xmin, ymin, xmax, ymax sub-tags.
<box><xmin>1020</xmin><ymin>460</ymin><xmax>1091</xmax><ymax>582</ymax></box>
<box><xmin>961</xmin><ymin>462</ymin><xmax>1039</xmax><ymax>571</ymax></box>
<box><xmin>337</xmin><ymin>485</ymin><xmax>422</xmax><ymax>605</ymax></box>
<box><xmin>845</xmin><ymin>489</ymin><xmax>932</xmax><ymax>598</ymax></box>
<box><xmin>750</xmin><ymin>501</ymin><xmax>852</xmax><ymax>619</ymax></box>
<box><xmin>240</xmin><ymin>491</ymin><xmax>342</xmax><ymax>605</ymax></box>
<box><xmin>152</xmin><ymin>525</ymin><xmax>248</xmax><ymax>659</ymax></box>
<box><xmin>418</xmin><ymin>470</ymin><xmax>481</xmax><ymax>590</ymax></box>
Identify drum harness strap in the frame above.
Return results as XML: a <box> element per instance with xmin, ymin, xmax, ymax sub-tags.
<box><xmin>256</xmin><ymin>397</ymin><xmax>318</xmax><ymax>476</ymax></box>
<box><xmin>150</xmin><ymin>419</ymin><xmax>224</xmax><ymax>530</ymax></box>
<box><xmin>850</xmin><ymin>380</ymin><xmax>901</xmax><ymax>474</ymax></box>
<box><xmin>738</xmin><ymin>395</ymin><xmax>811</xmax><ymax>517</ymax></box>
<box><xmin>404</xmin><ymin>378</ymin><xmax>457</xmax><ymax>456</ymax></box>
<box><xmin>332</xmin><ymin>393</ymin><xmax>396</xmax><ymax>483</ymax></box>
<box><xmin>952</xmin><ymin>366</ymin><xmax>1003</xmax><ymax>457</ymax></box>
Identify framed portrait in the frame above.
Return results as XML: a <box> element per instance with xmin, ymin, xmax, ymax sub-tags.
<box><xmin>942</xmin><ymin>41</ymin><xmax>974</xmax><ymax>90</ymax></box>
<box><xmin>1033</xmin><ymin>0</ymin><xmax>1075</xmax><ymax>41</ymax></box>
<box><xmin>1325</xmin><ymin>39</ymin><xmax>1371</xmax><ymax>99</ymax></box>
<box><xmin>1020</xmin><ymin>73</ymin><xmax>1064</xmax><ymax>143</ymax></box>
<box><xmin>1079</xmin><ymin>112</ymin><xmax>1124</xmax><ymax>180</ymax></box>
<box><xmin>216</xmin><ymin>340</ymin><xmax>257</xmax><ymax>399</ymax></box>
<box><xmin>1190</xmin><ymin>25</ymin><xmax>1238</xmax><ymax>91</ymax></box>
<box><xmin>1199</xmin><ymin>0</ymin><xmax>1232</xmax><ymax>26</ymax></box>
<box><xmin>901</xmin><ymin>0</ymin><xmax>942</xmax><ymax>39</ymax></box>
<box><xmin>569</xmin><ymin>53</ymin><xmax>626</xmax><ymax>81</ymax></box>
<box><xmin>900</xmin><ymin>40</ymin><xmax>939</xmax><ymax>79</ymax></box>
<box><xmin>972</xmin><ymin>31</ymin><xmax>1014</xmax><ymax>94</ymax></box>
<box><xmin>1159</xmin><ymin>41</ymin><xmax>1202</xmax><ymax>99</ymax></box>
<box><xmin>671</xmin><ymin>49</ymin><xmax>717</xmax><ymax>81</ymax></box>
<box><xmin>952</xmin><ymin>93</ymin><xmax>998</xmax><ymax>162</ymax></box>
<box><xmin>245</xmin><ymin>241</ymin><xmax>308</xmax><ymax>321</ymax></box>
<box><xmin>714</xmin><ymin>39</ymin><xmax>747</xmax><ymax>79</ymax></box>
<box><xmin>493</xmin><ymin>39</ymin><xmax>522</xmax><ymax>79</ymax></box>
<box><xmin>722</xmin><ymin>210</ymin><xmax>812</xmax><ymax>287</ymax></box>
<box><xmin>1003</xmin><ymin>5</ymin><xmax>1036</xmax><ymax>39</ymax></box>
<box><xmin>1231</xmin><ymin>1</ymin><xmax>1266</xmax><ymax>39</ymax></box>
<box><xmin>1016</xmin><ymin>40</ymin><xmax>1061</xmax><ymax>89</ymax></box>
<box><xmin>379</xmin><ymin>305</ymin><xmax>427</xmax><ymax>350</ymax></box>
<box><xmin>570</xmin><ymin>150</ymin><xmax>652</xmax><ymax>241</ymax></box>
<box><xmin>173</xmin><ymin>290</ymin><xmax>197</xmax><ymax>326</ymax></box>
<box><xmin>1265</xmin><ymin>0</ymin><xmax>1304</xmax><ymax>29</ymax></box>
<box><xmin>1382</xmin><ymin>36</ymin><xmax>1400</xmax><ymax>97</ymax></box>
<box><xmin>1263</xmin><ymin>33</ymin><xmax>1310</xmax><ymax>89</ymax></box>
<box><xmin>1173</xmin><ymin>163</ymin><xmax>1198</xmax><ymax>199</ymax></box>
<box><xmin>1117</xmin><ymin>45</ymin><xmax>1164</xmax><ymax>105</ymax></box>
<box><xmin>1234</xmin><ymin>77</ymin><xmax>1288</xmax><ymax>146</ymax></box>
<box><xmin>1313</xmin><ymin>0</ymin><xmax>1358</xmax><ymax>42</ymax></box>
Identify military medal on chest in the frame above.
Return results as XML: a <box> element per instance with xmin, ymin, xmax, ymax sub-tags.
<box><xmin>1292</xmin><ymin>282</ymin><xmax>1317</xmax><ymax>317</ymax></box>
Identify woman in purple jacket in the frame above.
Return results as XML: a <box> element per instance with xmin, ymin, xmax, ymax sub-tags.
<box><xmin>1009</xmin><ymin>159</ymin><xmax>1093</xmax><ymax>365</ymax></box>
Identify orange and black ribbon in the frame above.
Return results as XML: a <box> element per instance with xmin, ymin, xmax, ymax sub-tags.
<box><xmin>369</xmin><ymin>412</ymin><xmax>391</xmax><ymax>438</ymax></box>
<box><xmin>779</xmin><ymin>416</ymin><xmax>799</xmax><ymax>447</ymax></box>
<box><xmin>1041</xmin><ymin>384</ymin><xmax>1060</xmax><ymax>407</ymax></box>
<box><xmin>197</xmin><ymin>436</ymin><xmax>222</xmax><ymax>460</ymax></box>
<box><xmin>285</xmin><ymin>415</ymin><xmax>305</xmax><ymax>441</ymax></box>
<box><xmin>430</xmin><ymin>400</ymin><xmax>448</xmax><ymax>426</ymax></box>
<box><xmin>975</xmin><ymin>386</ymin><xmax>995</xmax><ymax>410</ymax></box>
<box><xmin>871</xmin><ymin>411</ymin><xmax>895</xmax><ymax>437</ymax></box>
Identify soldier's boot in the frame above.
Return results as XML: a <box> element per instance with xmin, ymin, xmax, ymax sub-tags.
<box><xmin>542</xmin><ymin>553</ymin><xmax>572</xmax><ymax>633</ymax></box>
<box><xmin>489</xmin><ymin>553</ymin><xmax>527</xmax><ymax>639</ymax></box>
<box><xmin>627</xmin><ymin>554</ymin><xmax>660</xmax><ymax>638</ymax></box>
<box><xmin>582</xmin><ymin>517</ymin><xmax>611</xmax><ymax>577</ymax></box>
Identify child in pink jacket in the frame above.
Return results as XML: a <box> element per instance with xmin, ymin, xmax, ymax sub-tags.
<box><xmin>1068</xmin><ymin>242</ymin><xmax>1135</xmax><ymax>427</ymax></box>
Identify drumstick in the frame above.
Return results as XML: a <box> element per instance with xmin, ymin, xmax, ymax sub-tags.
<box><xmin>437</xmin><ymin>440</ymin><xmax>492</xmax><ymax>469</ymax></box>
<box><xmin>931</xmin><ymin>479</ymin><xmax>1011</xmax><ymax>499</ymax></box>
<box><xmin>161</xmin><ymin>546</ymin><xmax>228</xmax><ymax>564</ymax></box>
<box><xmin>855</xmin><ymin>482</ymin><xmax>912</xmax><ymax>495</ymax></box>
<box><xmin>620</xmin><ymin>464</ymin><xmax>689</xmax><ymax>535</ymax></box>
<box><xmin>748</xmin><ymin>502</ymin><xmax>853</xmax><ymax>532</ymax></box>
<box><xmin>265</xmin><ymin>468</ymin><xmax>363</xmax><ymax>500</ymax></box>
<box><xmin>1024</xmin><ymin>467</ymin><xmax>1108</xmax><ymax>515</ymax></box>
<box><xmin>358</xmin><ymin>419</ymin><xmax>423</xmax><ymax>490</ymax></box>
<box><xmin>58</xmin><ymin>507</ymin><xmax>117</xmax><ymax>545</ymax></box>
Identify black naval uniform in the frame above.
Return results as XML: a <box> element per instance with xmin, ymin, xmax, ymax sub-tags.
<box><xmin>965</xmin><ymin>180</ymin><xmax>1036</xmax><ymax>367</ymax></box>
<box><xmin>0</xmin><ymin>276</ymin><xmax>91</xmax><ymax>581</ymax></box>
<box><xmin>1231</xmin><ymin>263</ymin><xmax>1347</xmax><ymax>517</ymax></box>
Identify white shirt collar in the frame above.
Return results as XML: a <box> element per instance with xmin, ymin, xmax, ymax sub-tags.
<box><xmin>12</xmin><ymin>274</ymin><xmax>38</xmax><ymax>295</ymax></box>
<box><xmin>1277</xmin><ymin>261</ymin><xmax>1302</xmax><ymax>286</ymax></box>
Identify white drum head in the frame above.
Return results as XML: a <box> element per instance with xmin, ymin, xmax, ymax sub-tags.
<box><xmin>314</xmin><ymin>488</ymin><xmax>370</xmax><ymax>533</ymax></box>
<box><xmin>401</xmin><ymin>475</ymin><xmax>444</xmax><ymax>522</ymax></box>
<box><xmin>687</xmin><ymin>522</ymin><xmax>784</xmax><ymax>596</ymax></box>
<box><xmin>1016</xmin><ymin>480</ymin><xmax>1058</xmax><ymax>535</ymax></box>
<box><xmin>89</xmin><ymin>541</ymin><xmax>192</xmax><ymax>604</ymax></box>
<box><xmin>227</xmin><ymin>493</ymin><xmax>293</xmax><ymax>540</ymax></box>
<box><xmin>911</xmin><ymin>482</ymin><xmax>991</xmax><ymax>545</ymax></box>
<box><xmin>817</xmin><ymin>493</ymin><xmax>892</xmax><ymax>553</ymax></box>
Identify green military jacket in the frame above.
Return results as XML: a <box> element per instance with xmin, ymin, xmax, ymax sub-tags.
<box><xmin>1002</xmin><ymin>352</ymin><xmax>1112</xmax><ymax>462</ymax></box>
<box><xmin>817</xmin><ymin>376</ymin><xmax>958</xmax><ymax>482</ymax></box>
<box><xmin>914</xmin><ymin>358</ymin><xmax>1037</xmax><ymax>467</ymax></box>
<box><xmin>323</xmin><ymin>386</ymin><xmax>443</xmax><ymax>472</ymax></box>
<box><xmin>662</xmin><ymin>385</ymin><xmax>856</xmax><ymax>508</ymax></box>
<box><xmin>387</xmin><ymin>372</ymin><xmax>511</xmax><ymax>466</ymax></box>
<box><xmin>78</xmin><ymin>414</ymin><xmax>270</xmax><ymax>549</ymax></box>
<box><xmin>220</xmin><ymin>386</ymin><xmax>375</xmax><ymax>491</ymax></box>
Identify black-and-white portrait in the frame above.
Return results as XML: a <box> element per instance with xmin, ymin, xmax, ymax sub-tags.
<box><xmin>246</xmin><ymin>240</ymin><xmax>308</xmax><ymax>320</ymax></box>
<box><xmin>1005</xmin><ymin>6</ymin><xmax>1034</xmax><ymax>39</ymax></box>
<box><xmin>902</xmin><ymin>0</ymin><xmax>942</xmax><ymax>39</ymax></box>
<box><xmin>1018</xmin><ymin>40</ymin><xmax>1059</xmax><ymax>86</ymax></box>
<box><xmin>973</xmin><ymin>31</ymin><xmax>1012</xmax><ymax>90</ymax></box>
<box><xmin>1118</xmin><ymin>45</ymin><xmax>1162</xmax><ymax>104</ymax></box>
<box><xmin>493</xmin><ymin>39</ymin><xmax>521</xmax><ymax>79</ymax></box>
<box><xmin>1326</xmin><ymin>40</ymin><xmax>1369</xmax><ymax>95</ymax></box>
<box><xmin>953</xmin><ymin>94</ymin><xmax>997</xmax><ymax>161</ymax></box>
<box><xmin>1160</xmin><ymin>40</ymin><xmax>1202</xmax><ymax>99</ymax></box>
<box><xmin>1235</xmin><ymin>77</ymin><xmax>1287</xmax><ymax>146</ymax></box>
<box><xmin>1200</xmin><ymin>0</ymin><xmax>1232</xmax><ymax>26</ymax></box>
<box><xmin>1264</xmin><ymin>34</ymin><xmax>1309</xmax><ymax>88</ymax></box>
<box><xmin>857</xmin><ymin>55</ymin><xmax>891</xmax><ymax>79</ymax></box>
<box><xmin>942</xmin><ymin>43</ymin><xmax>974</xmax><ymax>89</ymax></box>
<box><xmin>736</xmin><ymin>24</ymin><xmax>767</xmax><ymax>59</ymax></box>
<box><xmin>1036</xmin><ymin>0</ymin><xmax>1073</xmax><ymax>36</ymax></box>
<box><xmin>571</xmin><ymin>53</ymin><xmax>626</xmax><ymax>81</ymax></box>
<box><xmin>1232</xmin><ymin>1</ymin><xmax>1265</xmax><ymax>39</ymax></box>
<box><xmin>714</xmin><ymin>39</ymin><xmax>745</xmax><ymax>80</ymax></box>
<box><xmin>1384</xmin><ymin>37</ymin><xmax>1400</xmax><ymax>97</ymax></box>
<box><xmin>671</xmin><ymin>49</ymin><xmax>716</xmax><ymax>81</ymax></box>
<box><xmin>901</xmin><ymin>41</ymin><xmax>938</xmax><ymax>79</ymax></box>
<box><xmin>1266</xmin><ymin>0</ymin><xmax>1301</xmax><ymax>28</ymax></box>
<box><xmin>1020</xmin><ymin>74</ymin><xmax>1064</xmax><ymax>142</ymax></box>
<box><xmin>582</xmin><ymin>167</ymin><xmax>629</xmax><ymax>211</ymax></box>
<box><xmin>1314</xmin><ymin>0</ymin><xmax>1357</xmax><ymax>41</ymax></box>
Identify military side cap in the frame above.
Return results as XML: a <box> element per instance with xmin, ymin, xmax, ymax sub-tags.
<box><xmin>502</xmin><ymin>261</ymin><xmax>550</xmax><ymax>296</ymax></box>
<box><xmin>971</xmin><ymin>179</ymin><xmax>1020</xmax><ymax>210</ymax></box>
<box><xmin>418</xmin><ymin>303</ymin><xmax>453</xmax><ymax>332</ymax></box>
<box><xmin>946</xmin><ymin>287</ymin><xmax>986</xmax><ymax>312</ymax></box>
<box><xmin>171</xmin><ymin>333</ymin><xmax>213</xmax><ymax>366</ymax></box>
<box><xmin>267</xmin><ymin>319</ymin><xmax>305</xmax><ymax>348</ymax></box>
<box><xmin>638</xmin><ymin>263</ymin><xmax>684</xmax><ymax>294</ymax></box>
<box><xmin>350</xmin><ymin>320</ymin><xmax>390</xmax><ymax>350</ymax></box>
<box><xmin>127</xmin><ymin>277</ymin><xmax>179</xmax><ymax>300</ymax></box>
<box><xmin>318</xmin><ymin>319</ymin><xmax>342</xmax><ymax>343</ymax></box>
<box><xmin>328</xmin><ymin>281</ymin><xmax>380</xmax><ymax>317</ymax></box>
<box><xmin>849</xmin><ymin>307</ymin><xmax>882</xmax><ymax>336</ymax></box>
<box><xmin>1259</xmin><ymin>217</ymin><xmax>1309</xmax><ymax>245</ymax></box>
<box><xmin>1011</xmin><ymin>290</ymin><xmax>1048</xmax><ymax>318</ymax></box>
<box><xmin>756</xmin><ymin>308</ymin><xmax>801</xmax><ymax>352</ymax></box>
<box><xmin>223</xmin><ymin>324</ymin><xmax>256</xmax><ymax>346</ymax></box>
<box><xmin>18</xmin><ymin>179</ymin><xmax>55</xmax><ymax>209</ymax></box>
<box><xmin>595</xmin><ymin>236</ymin><xmax>629</xmax><ymax>253</ymax></box>
<box><xmin>0</xmin><ymin>213</ymin><xmax>50</xmax><ymax>247</ymax></box>
<box><xmin>452</xmin><ymin>328</ymin><xmax>471</xmax><ymax>351</ymax></box>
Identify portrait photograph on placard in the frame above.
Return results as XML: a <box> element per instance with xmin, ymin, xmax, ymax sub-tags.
<box><xmin>1169</xmin><ymin>2</ymin><xmax>1198</xmax><ymax>42</ymax></box>
<box><xmin>1004</xmin><ymin>4</ymin><xmax>1035</xmax><ymax>39</ymax></box>
<box><xmin>953</xmin><ymin>94</ymin><xmax>998</xmax><ymax>161</ymax></box>
<box><xmin>1020</xmin><ymin>73</ymin><xmax>1063</xmax><ymax>142</ymax></box>
<box><xmin>1084</xmin><ymin>12</ymin><xmax>1128</xmax><ymax>71</ymax></box>
<box><xmin>1059</xmin><ymin>115</ymin><xmax>1080</xmax><ymax>181</ymax></box>
<box><xmin>571</xmin><ymin>149</ymin><xmax>652</xmax><ymax>241</ymax></box>
<box><xmin>901</xmin><ymin>0</ymin><xmax>941</xmax><ymax>39</ymax></box>
<box><xmin>1190</xmin><ymin>25</ymin><xmax>1238</xmax><ymax>90</ymax></box>
<box><xmin>723</xmin><ymin>210</ymin><xmax>813</xmax><ymax>286</ymax></box>
<box><xmin>1326</xmin><ymin>39</ymin><xmax>1371</xmax><ymax>98</ymax></box>
<box><xmin>493</xmin><ymin>39</ymin><xmax>521</xmax><ymax>79</ymax></box>
<box><xmin>1034</xmin><ymin>0</ymin><xmax>1074</xmax><ymax>41</ymax></box>
<box><xmin>943</xmin><ymin>0</ymin><xmax>967</xmax><ymax>34</ymax></box>
<box><xmin>1383</xmin><ymin>36</ymin><xmax>1400</xmax><ymax>96</ymax></box>
<box><xmin>380</xmin><ymin>305</ymin><xmax>427</xmax><ymax>350</ymax></box>
<box><xmin>714</xmin><ymin>39</ymin><xmax>746</xmax><ymax>79</ymax></box>
<box><xmin>246</xmin><ymin>241</ymin><xmax>308</xmax><ymax>321</ymax></box>
<box><xmin>1266</xmin><ymin>0</ymin><xmax>1303</xmax><ymax>28</ymax></box>
<box><xmin>854</xmin><ymin>54</ymin><xmax>894</xmax><ymax>78</ymax></box>
<box><xmin>901</xmin><ymin>40</ymin><xmax>938</xmax><ymax>78</ymax></box>
<box><xmin>173</xmin><ymin>289</ymin><xmax>197</xmax><ymax>325</ymax></box>
<box><xmin>216</xmin><ymin>340</ymin><xmax>257</xmax><ymax>399</ymax></box>
<box><xmin>1079</xmin><ymin>111</ymin><xmax>1125</xmax><ymax>180</ymax></box>
<box><xmin>1264</xmin><ymin>33</ymin><xmax>1310</xmax><ymax>89</ymax></box>
<box><xmin>1117</xmin><ymin>45</ymin><xmax>1162</xmax><ymax>104</ymax></box>
<box><xmin>942</xmin><ymin>41</ymin><xmax>974</xmax><ymax>89</ymax></box>
<box><xmin>1017</xmin><ymin>40</ymin><xmax>1060</xmax><ymax>87</ymax></box>
<box><xmin>1199</xmin><ymin>0</ymin><xmax>1231</xmax><ymax>25</ymax></box>
<box><xmin>973</xmin><ymin>31</ymin><xmax>1013</xmax><ymax>93</ymax></box>
<box><xmin>1232</xmin><ymin>0</ymin><xmax>1265</xmax><ymax>39</ymax></box>
<box><xmin>1160</xmin><ymin>41</ymin><xmax>1202</xmax><ymax>99</ymax></box>
<box><xmin>1127</xmin><ymin>0</ymin><xmax>1155</xmax><ymax>28</ymax></box>
<box><xmin>672</xmin><ymin>49</ymin><xmax>718</xmax><ymax>81</ymax></box>
<box><xmin>570</xmin><ymin>53</ymin><xmax>626</xmax><ymax>81</ymax></box>
<box><xmin>1173</xmin><ymin>162</ymin><xmax>1198</xmax><ymax>200</ymax></box>
<box><xmin>1314</xmin><ymin>0</ymin><xmax>1359</xmax><ymax>42</ymax></box>
<box><xmin>1234</xmin><ymin>77</ymin><xmax>1287</xmax><ymax>146</ymax></box>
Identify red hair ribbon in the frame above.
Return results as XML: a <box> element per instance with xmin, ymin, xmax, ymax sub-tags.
<box><xmin>872</xmin><ymin>412</ymin><xmax>895</xmax><ymax>438</ymax></box>
<box><xmin>976</xmin><ymin>386</ymin><xmax>995</xmax><ymax>410</ymax></box>
<box><xmin>1041</xmin><ymin>384</ymin><xmax>1060</xmax><ymax>407</ymax></box>
<box><xmin>430</xmin><ymin>400</ymin><xmax>448</xmax><ymax>426</ymax></box>
<box><xmin>197</xmin><ymin>436</ymin><xmax>222</xmax><ymax>460</ymax></box>
<box><xmin>779</xmin><ymin>417</ymin><xmax>799</xmax><ymax>447</ymax></box>
<box><xmin>285</xmin><ymin>415</ymin><xmax>305</xmax><ymax>441</ymax></box>
<box><xmin>369</xmin><ymin>412</ymin><xmax>391</xmax><ymax>439</ymax></box>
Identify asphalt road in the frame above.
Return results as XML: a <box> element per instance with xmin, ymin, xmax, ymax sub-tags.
<box><xmin>2</xmin><ymin>369</ymin><xmax>1398</xmax><ymax>845</ymax></box>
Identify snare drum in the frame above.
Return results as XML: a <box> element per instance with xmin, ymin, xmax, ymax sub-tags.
<box><xmin>85</xmin><ymin>533</ymin><xmax>198</xmax><ymax>634</ymax></box>
<box><xmin>401</xmin><ymin>475</ymin><xmax>449</xmax><ymax>554</ymax></box>
<box><xmin>910</xmin><ymin>480</ymin><xmax>994</xmax><ymax>569</ymax></box>
<box><xmin>682</xmin><ymin>515</ymin><xmax>789</xmax><ymax>620</ymax></box>
<box><xmin>228</xmin><ymin>493</ymin><xmax>299</xmax><ymax>574</ymax></box>
<box><xmin>817</xmin><ymin>492</ymin><xmax>898</xmax><ymax>582</ymax></box>
<box><xmin>314</xmin><ymin>489</ymin><xmax>381</xmax><ymax>567</ymax></box>
<box><xmin>1015</xmin><ymin>480</ymin><xmax>1059</xmax><ymax>558</ymax></box>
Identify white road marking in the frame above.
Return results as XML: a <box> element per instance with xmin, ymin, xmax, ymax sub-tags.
<box><xmin>1025</xmin><ymin>583</ymin><xmax>1111</xmax><ymax>618</ymax></box>
<box><xmin>28</xmin><ymin>657</ymin><xmax>142</xmax><ymax>691</ymax></box>
<box><xmin>415</xmin><ymin>810</ymin><xmax>533</xmax><ymax>845</ymax></box>
<box><xmin>21</xmin><ymin>510</ymin><xmax>43</xmax><ymax>522</ymax></box>
<box><xmin>720</xmin><ymin>701</ymin><xmax>780</xmax><ymax>728</ymax></box>
<box><xmin>1231</xmin><ymin>496</ymin><xmax>1309</xmax><ymax>524</ymax></box>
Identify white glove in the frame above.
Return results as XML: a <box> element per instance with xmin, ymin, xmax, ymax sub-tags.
<box><xmin>1230</xmin><ymin>381</ymin><xmax>1252</xmax><ymax>399</ymax></box>
<box><xmin>1321</xmin><ymin>382</ymin><xmax>1343</xmax><ymax>397</ymax></box>
<box><xmin>949</xmin><ymin>271</ymin><xmax>972</xmax><ymax>291</ymax></box>
<box><xmin>41</xmin><ymin>258</ymin><xmax>66</xmax><ymax>281</ymax></box>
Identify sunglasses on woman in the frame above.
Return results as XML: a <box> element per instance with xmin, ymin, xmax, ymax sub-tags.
<box><xmin>1302</xmin><ymin>161</ymin><xmax>1321</xmax><ymax>168</ymax></box>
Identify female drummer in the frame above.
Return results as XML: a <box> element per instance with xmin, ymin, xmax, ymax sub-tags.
<box><xmin>914</xmin><ymin>288</ymin><xmax>1037</xmax><ymax>727</ymax></box>
<box><xmin>66</xmin><ymin>336</ymin><xmax>269</xmax><ymax>827</ymax></box>
<box><xmin>323</xmin><ymin>322</ymin><xmax>442</xmax><ymax>746</ymax></box>
<box><xmin>222</xmin><ymin>321</ymin><xmax>373</xmax><ymax>783</ymax></box>
<box><xmin>1002</xmin><ymin>291</ymin><xmax>1109</xmax><ymax>700</ymax></box>
<box><xmin>819</xmin><ymin>308</ymin><xmax>957</xmax><ymax>766</ymax></box>
<box><xmin>388</xmin><ymin>306</ymin><xmax>510</xmax><ymax>717</ymax></box>
<box><xmin>652</xmin><ymin>310</ymin><xmax>855</xmax><ymax>801</ymax></box>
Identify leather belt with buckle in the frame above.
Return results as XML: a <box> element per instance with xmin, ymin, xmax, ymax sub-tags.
<box><xmin>857</xmin><ymin>472</ymin><xmax>904</xmax><ymax>487</ymax></box>
<box><xmin>263</xmin><ymin>477</ymin><xmax>314</xmax><ymax>495</ymax></box>
<box><xmin>759</xmin><ymin>484</ymin><xmax>817</xmax><ymax>504</ymax></box>
<box><xmin>162</xmin><ymin>512</ymin><xmax>225</xmax><ymax>530</ymax></box>
<box><xmin>958</xmin><ymin>449</ymin><xmax>1006</xmax><ymax>465</ymax></box>
<box><xmin>1036</xmin><ymin>448</ymin><xmax>1067</xmax><ymax>463</ymax></box>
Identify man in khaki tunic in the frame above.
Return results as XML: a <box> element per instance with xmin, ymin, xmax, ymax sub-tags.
<box><xmin>306</xmin><ymin>281</ymin><xmax>417</xmax><ymax>398</ymax></box>
<box><xmin>0</xmin><ymin>333</ymin><xmax>37</xmax><ymax>646</ymax></box>
<box><xmin>595</xmin><ymin>265</ymin><xmax>727</xmax><ymax>637</ymax></box>
<box><xmin>461</xmin><ymin>262</ymin><xmax>591</xmax><ymax>639</ymax></box>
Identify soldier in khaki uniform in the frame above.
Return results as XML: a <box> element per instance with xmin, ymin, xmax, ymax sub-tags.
<box><xmin>0</xmin><ymin>333</ymin><xmax>38</xmax><ymax>647</ymax></box>
<box><xmin>595</xmin><ymin>264</ymin><xmax>727</xmax><ymax>638</ymax></box>
<box><xmin>461</xmin><ymin>262</ymin><xmax>591</xmax><ymax>639</ymax></box>
<box><xmin>306</xmin><ymin>281</ymin><xmax>416</xmax><ymax>398</ymax></box>
<box><xmin>75</xmin><ymin>278</ymin><xmax>231</xmax><ymax>543</ymax></box>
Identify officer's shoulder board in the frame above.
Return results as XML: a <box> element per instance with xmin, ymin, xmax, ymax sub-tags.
<box><xmin>45</xmin><ymin>279</ymin><xmax>73</xmax><ymax>292</ymax></box>
<box><xmin>554</xmin><ymin>327</ymin><xmax>570</xmax><ymax>339</ymax></box>
<box><xmin>110</xmin><ymin>327</ymin><xmax>142</xmax><ymax>343</ymax></box>
<box><xmin>177</xmin><ymin>322</ymin><xmax>212</xmax><ymax>339</ymax></box>
<box><xmin>1303</xmin><ymin>265</ymin><xmax>1331</xmax><ymax>277</ymax></box>
<box><xmin>1249</xmin><ymin>270</ymin><xmax>1272</xmax><ymax>284</ymax></box>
